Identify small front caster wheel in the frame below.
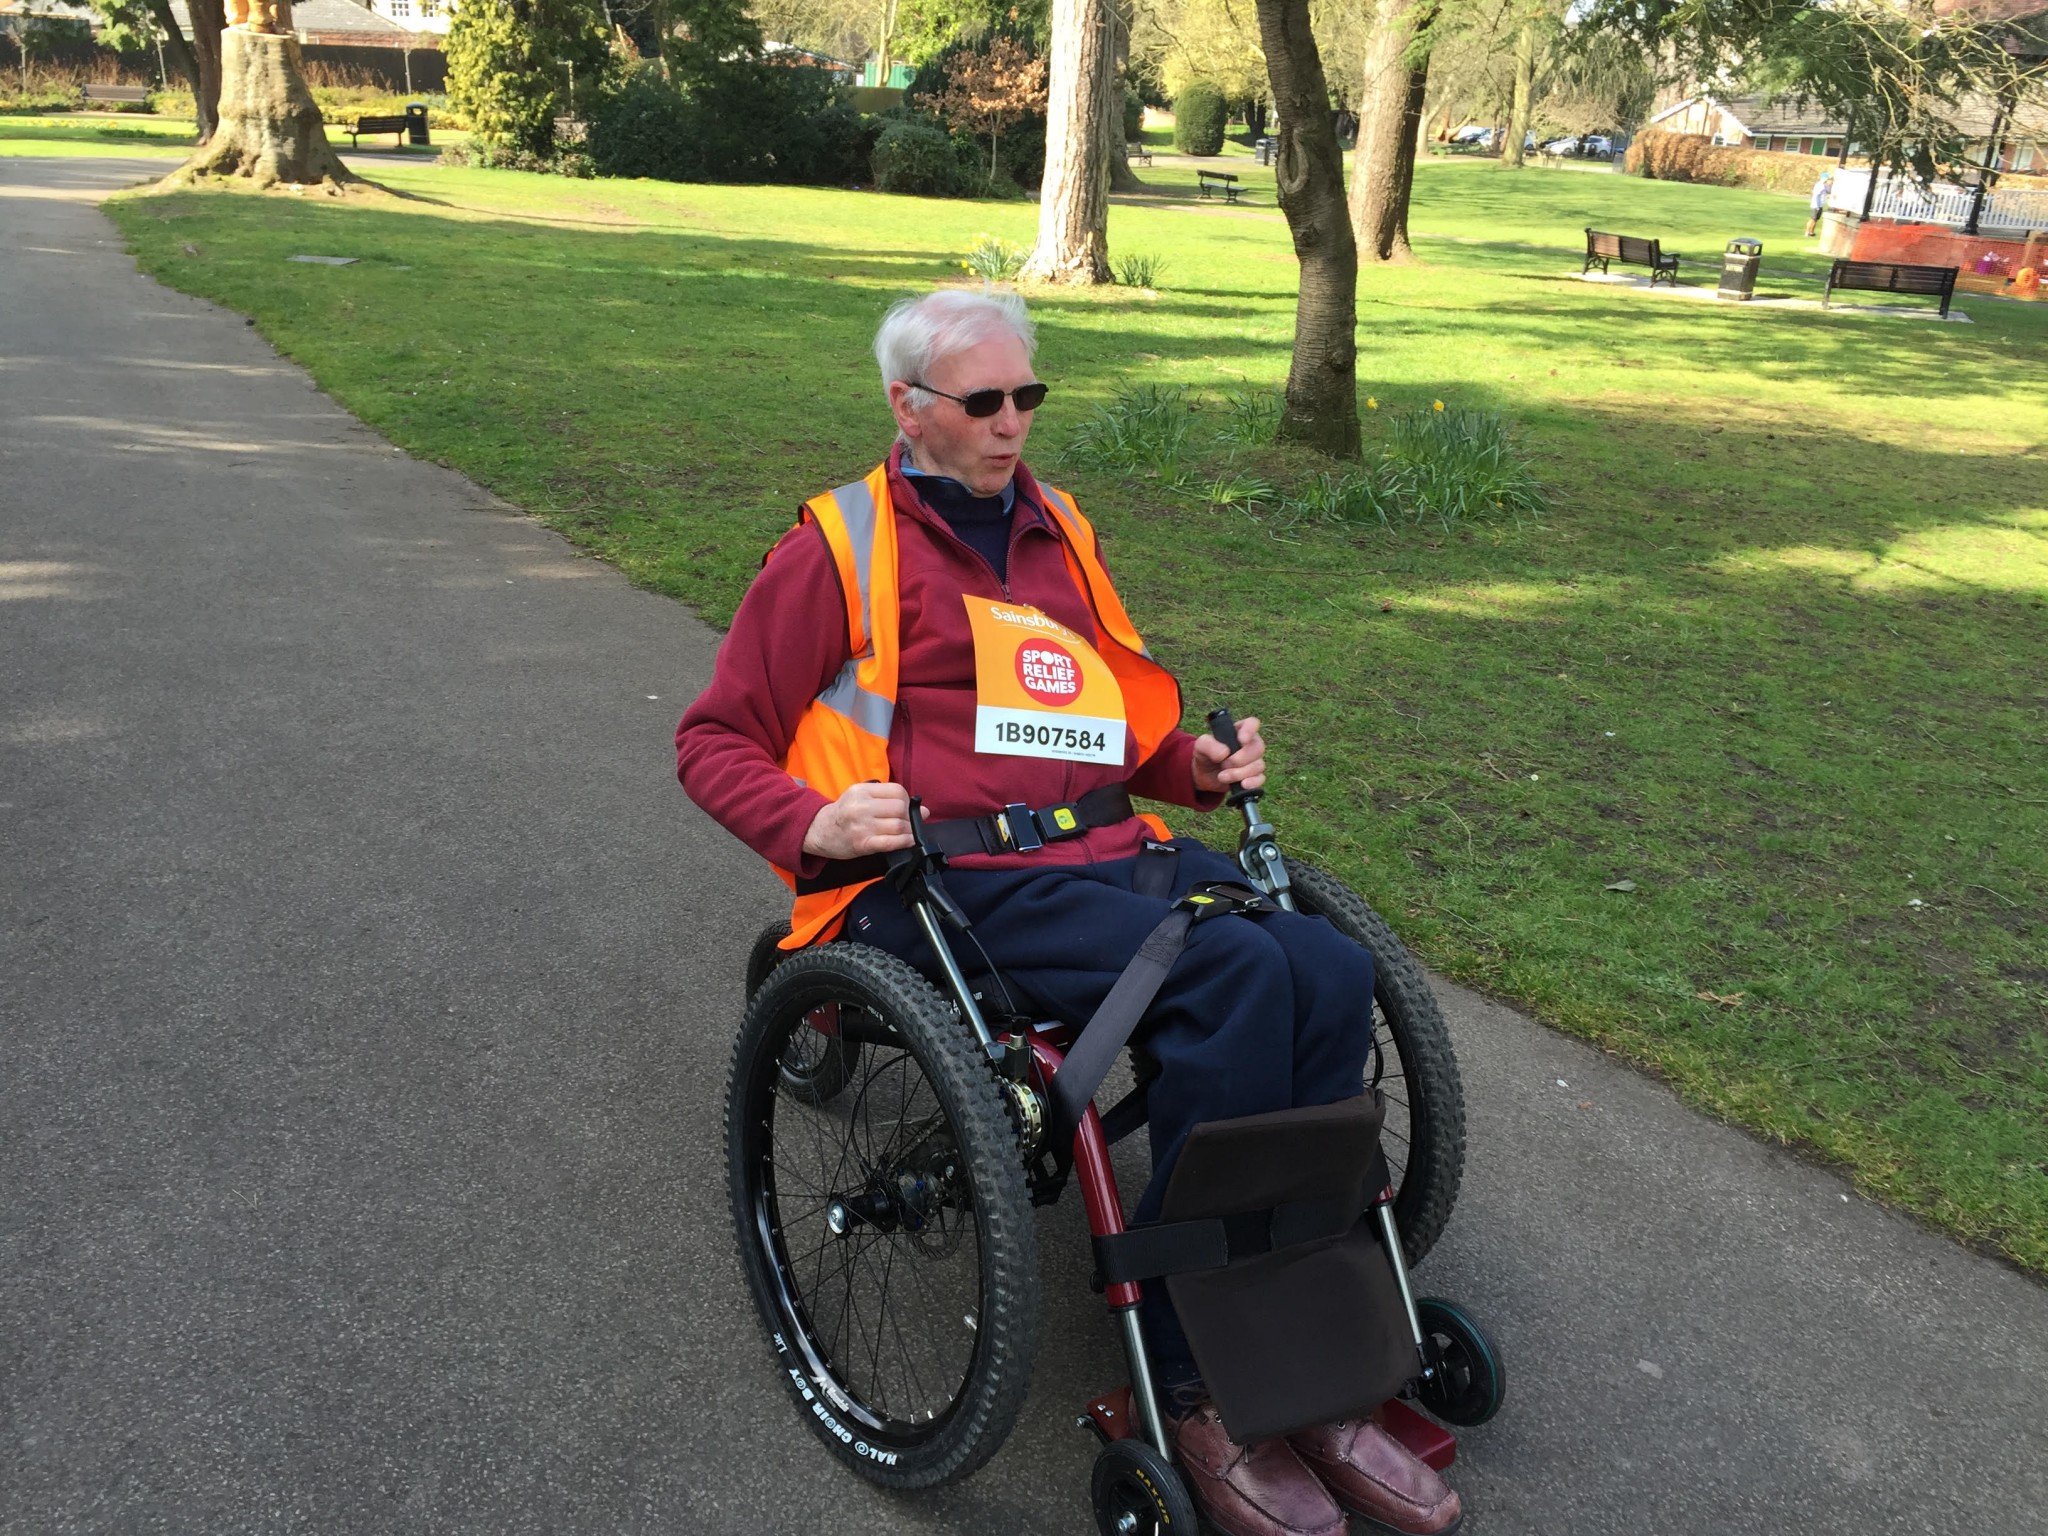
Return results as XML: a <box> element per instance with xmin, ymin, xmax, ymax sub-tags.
<box><xmin>1091</xmin><ymin>1438</ymin><xmax>1199</xmax><ymax>1534</ymax></box>
<box><xmin>1415</xmin><ymin>1296</ymin><xmax>1505</xmax><ymax>1426</ymax></box>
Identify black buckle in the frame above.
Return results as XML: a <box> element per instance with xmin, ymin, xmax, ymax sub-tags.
<box><xmin>1176</xmin><ymin>880</ymin><xmax>1270</xmax><ymax>922</ymax></box>
<box><xmin>998</xmin><ymin>803</ymin><xmax>1044</xmax><ymax>853</ymax></box>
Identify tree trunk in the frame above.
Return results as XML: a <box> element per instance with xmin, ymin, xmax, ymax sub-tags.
<box><xmin>1390</xmin><ymin>54</ymin><xmax>1427</xmax><ymax>232</ymax></box>
<box><xmin>185</xmin><ymin>0</ymin><xmax>226</xmax><ymax>144</ymax></box>
<box><xmin>1251</xmin><ymin>0</ymin><xmax>1360</xmax><ymax>458</ymax></box>
<box><xmin>169</xmin><ymin>27</ymin><xmax>354</xmax><ymax>189</ymax></box>
<box><xmin>1106</xmin><ymin>0</ymin><xmax>1144</xmax><ymax>193</ymax></box>
<box><xmin>1022</xmin><ymin>0</ymin><xmax>1112</xmax><ymax>284</ymax></box>
<box><xmin>1501</xmin><ymin>20</ymin><xmax>1534</xmax><ymax>168</ymax></box>
<box><xmin>1349</xmin><ymin>0</ymin><xmax>1426</xmax><ymax>263</ymax></box>
<box><xmin>142</xmin><ymin>0</ymin><xmax>205</xmax><ymax>137</ymax></box>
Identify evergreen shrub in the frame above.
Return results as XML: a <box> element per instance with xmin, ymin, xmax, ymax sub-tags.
<box><xmin>1173</xmin><ymin>80</ymin><xmax>1226</xmax><ymax>155</ymax></box>
<box><xmin>587</xmin><ymin>62</ymin><xmax>853</xmax><ymax>184</ymax></box>
<box><xmin>872</xmin><ymin>119</ymin><xmax>966</xmax><ymax>196</ymax></box>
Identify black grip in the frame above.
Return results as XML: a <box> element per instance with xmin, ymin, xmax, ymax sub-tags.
<box><xmin>1206</xmin><ymin>707</ymin><xmax>1241</xmax><ymax>755</ymax></box>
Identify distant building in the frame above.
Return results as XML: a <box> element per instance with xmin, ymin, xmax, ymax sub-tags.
<box><xmin>762</xmin><ymin>40</ymin><xmax>858</xmax><ymax>78</ymax></box>
<box><xmin>1650</xmin><ymin>91</ymin><xmax>2048</xmax><ymax>172</ymax></box>
<box><xmin>160</xmin><ymin>0</ymin><xmax>442</xmax><ymax>50</ymax></box>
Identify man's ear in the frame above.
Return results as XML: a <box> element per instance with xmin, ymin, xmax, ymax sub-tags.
<box><xmin>887</xmin><ymin>381</ymin><xmax>923</xmax><ymax>442</ymax></box>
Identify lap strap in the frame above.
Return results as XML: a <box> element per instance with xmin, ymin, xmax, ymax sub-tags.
<box><xmin>1045</xmin><ymin>880</ymin><xmax>1272</xmax><ymax>1148</ymax></box>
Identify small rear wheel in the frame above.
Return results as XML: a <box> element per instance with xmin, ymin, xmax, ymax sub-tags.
<box><xmin>726</xmin><ymin>942</ymin><xmax>1039</xmax><ymax>1488</ymax></box>
<box><xmin>1413</xmin><ymin>1297</ymin><xmax>1505</xmax><ymax>1427</ymax></box>
<box><xmin>1283</xmin><ymin>859</ymin><xmax>1466</xmax><ymax>1267</ymax></box>
<box><xmin>1091</xmin><ymin>1438</ymin><xmax>1198</xmax><ymax>1535</ymax></box>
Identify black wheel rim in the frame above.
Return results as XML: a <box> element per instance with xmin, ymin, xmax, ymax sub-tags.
<box><xmin>1367</xmin><ymin>989</ymin><xmax>1422</xmax><ymax>1210</ymax></box>
<box><xmin>740</xmin><ymin>991</ymin><xmax>986</xmax><ymax>1449</ymax></box>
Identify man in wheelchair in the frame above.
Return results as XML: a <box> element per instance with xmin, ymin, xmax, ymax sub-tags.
<box><xmin>678</xmin><ymin>290</ymin><xmax>1464</xmax><ymax>1536</ymax></box>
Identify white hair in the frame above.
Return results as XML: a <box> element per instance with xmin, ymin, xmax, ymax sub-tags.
<box><xmin>874</xmin><ymin>289</ymin><xmax>1037</xmax><ymax>409</ymax></box>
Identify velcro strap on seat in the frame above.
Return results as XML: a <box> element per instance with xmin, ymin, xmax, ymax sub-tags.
<box><xmin>1092</xmin><ymin>1195</ymin><xmax>1369</xmax><ymax>1287</ymax></box>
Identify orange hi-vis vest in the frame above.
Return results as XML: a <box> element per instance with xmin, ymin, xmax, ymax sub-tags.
<box><xmin>776</xmin><ymin>464</ymin><xmax>1183</xmax><ymax>950</ymax></box>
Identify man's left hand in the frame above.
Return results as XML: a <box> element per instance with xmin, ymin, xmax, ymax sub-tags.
<box><xmin>1192</xmin><ymin>715</ymin><xmax>1266</xmax><ymax>797</ymax></box>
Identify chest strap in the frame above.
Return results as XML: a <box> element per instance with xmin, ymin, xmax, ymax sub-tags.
<box><xmin>795</xmin><ymin>783</ymin><xmax>1136</xmax><ymax>894</ymax></box>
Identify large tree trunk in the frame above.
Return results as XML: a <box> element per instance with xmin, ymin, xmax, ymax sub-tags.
<box><xmin>1349</xmin><ymin>0</ymin><xmax>1427</xmax><ymax>263</ymax></box>
<box><xmin>170</xmin><ymin>26</ymin><xmax>354</xmax><ymax>189</ymax></box>
<box><xmin>1023</xmin><ymin>0</ymin><xmax>1112</xmax><ymax>283</ymax></box>
<box><xmin>1252</xmin><ymin>0</ymin><xmax>1360</xmax><ymax>458</ymax></box>
<box><xmin>1501</xmin><ymin>20</ymin><xmax>1535</xmax><ymax>168</ymax></box>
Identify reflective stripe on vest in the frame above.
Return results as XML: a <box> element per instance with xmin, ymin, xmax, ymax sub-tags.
<box><xmin>774</xmin><ymin>466</ymin><xmax>1181</xmax><ymax>950</ymax></box>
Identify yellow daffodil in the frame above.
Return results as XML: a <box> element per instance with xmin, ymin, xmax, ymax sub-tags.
<box><xmin>1433</xmin><ymin>399</ymin><xmax>1445</xmax><ymax>412</ymax></box>
<box><xmin>1367</xmin><ymin>397</ymin><xmax>1378</xmax><ymax>409</ymax></box>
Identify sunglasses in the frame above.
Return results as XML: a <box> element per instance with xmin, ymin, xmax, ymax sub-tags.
<box><xmin>914</xmin><ymin>381</ymin><xmax>1050</xmax><ymax>417</ymax></box>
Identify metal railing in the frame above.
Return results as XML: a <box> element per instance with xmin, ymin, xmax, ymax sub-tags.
<box><xmin>1828</xmin><ymin>168</ymin><xmax>2048</xmax><ymax>232</ymax></box>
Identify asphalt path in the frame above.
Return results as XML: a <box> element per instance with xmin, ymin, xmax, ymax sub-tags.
<box><xmin>4</xmin><ymin>156</ymin><xmax>2044</xmax><ymax>1536</ymax></box>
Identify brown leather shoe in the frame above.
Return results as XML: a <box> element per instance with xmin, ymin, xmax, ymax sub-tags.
<box><xmin>1173</xmin><ymin>1401</ymin><xmax>1347</xmax><ymax>1536</ymax></box>
<box><xmin>1286</xmin><ymin>1416</ymin><xmax>1462</xmax><ymax>1535</ymax></box>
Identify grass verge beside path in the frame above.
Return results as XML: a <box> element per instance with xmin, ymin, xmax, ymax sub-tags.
<box><xmin>1</xmin><ymin>116</ymin><xmax>194</xmax><ymax>157</ymax></box>
<box><xmin>104</xmin><ymin>162</ymin><xmax>2048</xmax><ymax>1273</ymax></box>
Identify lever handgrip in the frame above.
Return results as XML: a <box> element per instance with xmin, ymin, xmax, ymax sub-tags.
<box><xmin>1206</xmin><ymin>706</ymin><xmax>1241</xmax><ymax>755</ymax></box>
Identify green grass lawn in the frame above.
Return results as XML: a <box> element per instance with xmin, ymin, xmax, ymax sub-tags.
<box><xmin>0</xmin><ymin>115</ymin><xmax>195</xmax><ymax>157</ymax></box>
<box><xmin>103</xmin><ymin>161</ymin><xmax>2048</xmax><ymax>1272</ymax></box>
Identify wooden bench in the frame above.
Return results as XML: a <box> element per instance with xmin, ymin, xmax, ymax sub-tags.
<box><xmin>345</xmin><ymin>112</ymin><xmax>427</xmax><ymax>149</ymax></box>
<box><xmin>1128</xmin><ymin>147</ymin><xmax>1153</xmax><ymax>168</ymax></box>
<box><xmin>1822</xmin><ymin>259</ymin><xmax>1959</xmax><ymax>318</ymax></box>
<box><xmin>1197</xmin><ymin>169</ymin><xmax>1241</xmax><ymax>203</ymax></box>
<box><xmin>80</xmin><ymin>84</ymin><xmax>149</xmax><ymax>109</ymax></box>
<box><xmin>1583</xmin><ymin>228</ymin><xmax>1680</xmax><ymax>287</ymax></box>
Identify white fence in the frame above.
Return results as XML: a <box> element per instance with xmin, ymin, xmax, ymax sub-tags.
<box><xmin>1828</xmin><ymin>168</ymin><xmax>2048</xmax><ymax>233</ymax></box>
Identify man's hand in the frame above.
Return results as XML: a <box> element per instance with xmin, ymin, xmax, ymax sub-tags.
<box><xmin>803</xmin><ymin>781</ymin><xmax>915</xmax><ymax>860</ymax></box>
<box><xmin>1191</xmin><ymin>715</ymin><xmax>1266</xmax><ymax>796</ymax></box>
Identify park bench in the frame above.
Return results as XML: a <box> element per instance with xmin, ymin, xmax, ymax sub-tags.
<box><xmin>344</xmin><ymin>111</ymin><xmax>429</xmax><ymax>149</ymax></box>
<box><xmin>1197</xmin><ymin>169</ymin><xmax>1241</xmax><ymax>203</ymax></box>
<box><xmin>1822</xmin><ymin>258</ymin><xmax>1959</xmax><ymax>318</ymax></box>
<box><xmin>1583</xmin><ymin>228</ymin><xmax>1680</xmax><ymax>286</ymax></box>
<box><xmin>80</xmin><ymin>84</ymin><xmax>149</xmax><ymax>109</ymax></box>
<box><xmin>1129</xmin><ymin>147</ymin><xmax>1153</xmax><ymax>168</ymax></box>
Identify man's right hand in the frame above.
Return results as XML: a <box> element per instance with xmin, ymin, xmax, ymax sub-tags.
<box><xmin>803</xmin><ymin>781</ymin><xmax>915</xmax><ymax>860</ymax></box>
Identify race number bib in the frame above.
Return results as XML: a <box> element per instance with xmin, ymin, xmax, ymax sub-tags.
<box><xmin>964</xmin><ymin>597</ymin><xmax>1128</xmax><ymax>765</ymax></box>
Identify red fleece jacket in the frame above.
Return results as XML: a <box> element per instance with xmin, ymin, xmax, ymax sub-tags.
<box><xmin>676</xmin><ymin>446</ymin><xmax>1217</xmax><ymax>880</ymax></box>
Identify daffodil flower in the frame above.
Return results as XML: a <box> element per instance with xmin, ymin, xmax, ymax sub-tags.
<box><xmin>1433</xmin><ymin>399</ymin><xmax>1445</xmax><ymax>412</ymax></box>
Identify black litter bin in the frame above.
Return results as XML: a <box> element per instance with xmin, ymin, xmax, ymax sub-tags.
<box><xmin>1254</xmin><ymin>136</ymin><xmax>1276</xmax><ymax>166</ymax></box>
<box><xmin>1718</xmin><ymin>237</ymin><xmax>1762</xmax><ymax>301</ymax></box>
<box><xmin>405</xmin><ymin>103</ymin><xmax>430</xmax><ymax>146</ymax></box>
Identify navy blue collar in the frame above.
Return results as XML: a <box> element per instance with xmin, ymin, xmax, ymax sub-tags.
<box><xmin>900</xmin><ymin>460</ymin><xmax>1017</xmax><ymax>516</ymax></box>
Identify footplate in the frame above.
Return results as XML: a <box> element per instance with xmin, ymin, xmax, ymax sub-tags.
<box><xmin>1077</xmin><ymin>1388</ymin><xmax>1455</xmax><ymax>1472</ymax></box>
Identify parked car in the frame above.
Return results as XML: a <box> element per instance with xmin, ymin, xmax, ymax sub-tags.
<box><xmin>1450</xmin><ymin>125</ymin><xmax>1491</xmax><ymax>145</ymax></box>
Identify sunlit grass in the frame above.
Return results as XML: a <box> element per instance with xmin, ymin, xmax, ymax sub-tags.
<box><xmin>102</xmin><ymin>159</ymin><xmax>2048</xmax><ymax>1271</ymax></box>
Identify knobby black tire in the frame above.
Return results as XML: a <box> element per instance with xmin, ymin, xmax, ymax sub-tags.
<box><xmin>747</xmin><ymin>919</ymin><xmax>861</xmax><ymax>1105</ymax></box>
<box><xmin>1282</xmin><ymin>858</ymin><xmax>1466</xmax><ymax>1267</ymax></box>
<box><xmin>725</xmin><ymin>942</ymin><xmax>1040</xmax><ymax>1488</ymax></box>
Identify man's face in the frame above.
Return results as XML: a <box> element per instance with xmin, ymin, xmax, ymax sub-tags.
<box><xmin>888</xmin><ymin>331</ymin><xmax>1038</xmax><ymax>496</ymax></box>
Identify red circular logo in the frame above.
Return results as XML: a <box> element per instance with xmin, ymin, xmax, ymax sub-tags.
<box><xmin>1014</xmin><ymin>640</ymin><xmax>1081</xmax><ymax>707</ymax></box>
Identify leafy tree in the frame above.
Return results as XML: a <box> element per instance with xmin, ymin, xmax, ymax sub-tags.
<box><xmin>931</xmin><ymin>33</ymin><xmax>1047</xmax><ymax>174</ymax></box>
<box><xmin>447</xmin><ymin>0</ymin><xmax>611</xmax><ymax>158</ymax></box>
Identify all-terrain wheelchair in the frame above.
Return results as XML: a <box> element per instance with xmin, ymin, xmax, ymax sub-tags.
<box><xmin>725</xmin><ymin>711</ymin><xmax>1505</xmax><ymax>1533</ymax></box>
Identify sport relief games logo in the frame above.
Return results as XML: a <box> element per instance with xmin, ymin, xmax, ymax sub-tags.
<box><xmin>1015</xmin><ymin>640</ymin><xmax>1081</xmax><ymax>707</ymax></box>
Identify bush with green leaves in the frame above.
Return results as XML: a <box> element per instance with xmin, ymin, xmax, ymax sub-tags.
<box><xmin>903</xmin><ymin>34</ymin><xmax>1049</xmax><ymax>189</ymax></box>
<box><xmin>1113</xmin><ymin>251</ymin><xmax>1164</xmax><ymax>289</ymax></box>
<box><xmin>871</xmin><ymin>119</ymin><xmax>968</xmax><ymax>196</ymax></box>
<box><xmin>446</xmin><ymin>0</ymin><xmax>609</xmax><ymax>159</ymax></box>
<box><xmin>960</xmin><ymin>233</ymin><xmax>1029</xmax><ymax>282</ymax></box>
<box><xmin>1122</xmin><ymin>86</ymin><xmax>1143</xmax><ymax>141</ymax></box>
<box><xmin>1060</xmin><ymin>386</ymin><xmax>1544</xmax><ymax>530</ymax></box>
<box><xmin>1172</xmin><ymin>80</ymin><xmax>1226</xmax><ymax>155</ymax></box>
<box><xmin>587</xmin><ymin>62</ymin><xmax>852</xmax><ymax>185</ymax></box>
<box><xmin>1383</xmin><ymin>405</ymin><xmax>1548</xmax><ymax>523</ymax></box>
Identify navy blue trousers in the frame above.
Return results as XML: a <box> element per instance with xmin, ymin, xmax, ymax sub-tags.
<box><xmin>845</xmin><ymin>840</ymin><xmax>1375</xmax><ymax>1389</ymax></box>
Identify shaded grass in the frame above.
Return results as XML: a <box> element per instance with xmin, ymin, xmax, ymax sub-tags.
<box><xmin>102</xmin><ymin>161</ymin><xmax>2048</xmax><ymax>1272</ymax></box>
